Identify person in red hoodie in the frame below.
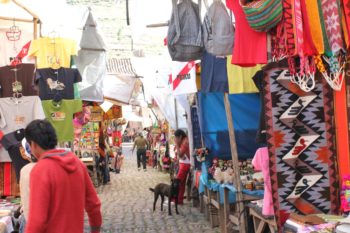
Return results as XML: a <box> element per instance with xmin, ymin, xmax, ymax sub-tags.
<box><xmin>23</xmin><ymin>119</ymin><xmax>102</xmax><ymax>233</ymax></box>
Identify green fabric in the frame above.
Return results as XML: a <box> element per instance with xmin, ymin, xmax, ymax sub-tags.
<box><xmin>317</xmin><ymin>0</ymin><xmax>332</xmax><ymax>56</ymax></box>
<box><xmin>42</xmin><ymin>99</ymin><xmax>82</xmax><ymax>142</ymax></box>
<box><xmin>74</xmin><ymin>83</ymin><xmax>81</xmax><ymax>99</ymax></box>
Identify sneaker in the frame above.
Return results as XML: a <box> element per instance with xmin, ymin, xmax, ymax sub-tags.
<box><xmin>144</xmin><ymin>169</ymin><xmax>147</xmax><ymax>172</ymax></box>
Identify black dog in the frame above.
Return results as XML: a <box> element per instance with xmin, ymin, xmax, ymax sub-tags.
<box><xmin>149</xmin><ymin>178</ymin><xmax>180</xmax><ymax>215</ymax></box>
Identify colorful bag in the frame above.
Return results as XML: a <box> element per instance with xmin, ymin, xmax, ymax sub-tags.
<box><xmin>240</xmin><ymin>0</ymin><xmax>283</xmax><ymax>32</ymax></box>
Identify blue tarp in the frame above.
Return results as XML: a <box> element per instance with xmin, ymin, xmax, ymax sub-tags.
<box><xmin>198</xmin><ymin>92</ymin><xmax>261</xmax><ymax>159</ymax></box>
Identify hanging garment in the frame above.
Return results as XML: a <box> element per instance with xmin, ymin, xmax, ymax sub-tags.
<box><xmin>0</xmin><ymin>28</ymin><xmax>34</xmax><ymax>67</ymax></box>
<box><xmin>226</xmin><ymin>0</ymin><xmax>267</xmax><ymax>66</ymax></box>
<box><xmin>28</xmin><ymin>37</ymin><xmax>77</xmax><ymax>69</ymax></box>
<box><xmin>200</xmin><ymin>51</ymin><xmax>228</xmax><ymax>93</ymax></box>
<box><xmin>252</xmin><ymin>70</ymin><xmax>267</xmax><ymax>144</ymax></box>
<box><xmin>41</xmin><ymin>99</ymin><xmax>82</xmax><ymax>142</ymax></box>
<box><xmin>343</xmin><ymin>0</ymin><xmax>350</xmax><ymax>48</ymax></box>
<box><xmin>0</xmin><ymin>64</ymin><xmax>37</xmax><ymax>97</ymax></box>
<box><xmin>1</xmin><ymin>129</ymin><xmax>30</xmax><ymax>182</ymax></box>
<box><xmin>35</xmin><ymin>67</ymin><xmax>82</xmax><ymax>100</ymax></box>
<box><xmin>262</xmin><ymin>59</ymin><xmax>339</xmax><ymax>229</ymax></box>
<box><xmin>227</xmin><ymin>56</ymin><xmax>260</xmax><ymax>94</ymax></box>
<box><xmin>0</xmin><ymin>96</ymin><xmax>45</xmax><ymax>162</ymax></box>
<box><xmin>300</xmin><ymin>0</ymin><xmax>320</xmax><ymax>56</ymax></box>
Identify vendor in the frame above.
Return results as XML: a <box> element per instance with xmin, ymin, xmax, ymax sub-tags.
<box><xmin>174</xmin><ymin>129</ymin><xmax>191</xmax><ymax>205</ymax></box>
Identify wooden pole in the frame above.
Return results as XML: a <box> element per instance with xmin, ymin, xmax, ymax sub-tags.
<box><xmin>33</xmin><ymin>18</ymin><xmax>38</xmax><ymax>39</ymax></box>
<box><xmin>146</xmin><ymin>22</ymin><xmax>169</xmax><ymax>28</ymax></box>
<box><xmin>223</xmin><ymin>93</ymin><xmax>247</xmax><ymax>233</ymax></box>
<box><xmin>174</xmin><ymin>98</ymin><xmax>178</xmax><ymax>129</ymax></box>
<box><xmin>0</xmin><ymin>16</ymin><xmax>32</xmax><ymax>23</ymax></box>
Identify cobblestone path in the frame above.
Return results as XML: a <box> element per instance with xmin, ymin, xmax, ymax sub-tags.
<box><xmin>86</xmin><ymin>149</ymin><xmax>219</xmax><ymax>233</ymax></box>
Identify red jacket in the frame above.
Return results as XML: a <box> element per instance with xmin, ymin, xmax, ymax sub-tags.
<box><xmin>25</xmin><ymin>149</ymin><xmax>102</xmax><ymax>233</ymax></box>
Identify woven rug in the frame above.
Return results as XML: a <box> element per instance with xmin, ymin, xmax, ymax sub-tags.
<box><xmin>262</xmin><ymin>60</ymin><xmax>339</xmax><ymax>229</ymax></box>
<box><xmin>0</xmin><ymin>162</ymin><xmax>20</xmax><ymax>197</ymax></box>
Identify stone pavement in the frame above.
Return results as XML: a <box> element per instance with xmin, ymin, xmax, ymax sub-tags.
<box><xmin>85</xmin><ymin>149</ymin><xmax>219</xmax><ymax>233</ymax></box>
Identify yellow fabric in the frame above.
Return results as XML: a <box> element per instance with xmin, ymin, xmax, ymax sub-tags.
<box><xmin>304</xmin><ymin>1</ymin><xmax>324</xmax><ymax>54</ymax></box>
<box><xmin>227</xmin><ymin>56</ymin><xmax>260</xmax><ymax>94</ymax></box>
<box><xmin>28</xmin><ymin>37</ymin><xmax>77</xmax><ymax>69</ymax></box>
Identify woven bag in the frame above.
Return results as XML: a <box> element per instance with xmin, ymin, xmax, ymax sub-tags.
<box><xmin>240</xmin><ymin>0</ymin><xmax>283</xmax><ymax>32</ymax></box>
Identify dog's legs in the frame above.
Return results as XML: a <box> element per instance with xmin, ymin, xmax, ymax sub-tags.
<box><xmin>175</xmin><ymin>196</ymin><xmax>179</xmax><ymax>215</ymax></box>
<box><xmin>160</xmin><ymin>195</ymin><xmax>164</xmax><ymax>211</ymax></box>
<box><xmin>168</xmin><ymin>196</ymin><xmax>172</xmax><ymax>216</ymax></box>
<box><xmin>153</xmin><ymin>194</ymin><xmax>159</xmax><ymax>212</ymax></box>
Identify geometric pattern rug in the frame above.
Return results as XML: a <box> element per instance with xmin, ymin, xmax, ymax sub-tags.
<box><xmin>262</xmin><ymin>60</ymin><xmax>339</xmax><ymax>230</ymax></box>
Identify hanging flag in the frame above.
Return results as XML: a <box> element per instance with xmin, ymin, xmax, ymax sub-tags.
<box><xmin>170</xmin><ymin>61</ymin><xmax>197</xmax><ymax>96</ymax></box>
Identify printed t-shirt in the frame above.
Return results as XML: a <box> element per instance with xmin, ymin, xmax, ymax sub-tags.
<box><xmin>1</xmin><ymin>129</ymin><xmax>30</xmax><ymax>182</ymax></box>
<box><xmin>28</xmin><ymin>37</ymin><xmax>77</xmax><ymax>69</ymax></box>
<box><xmin>252</xmin><ymin>147</ymin><xmax>274</xmax><ymax>216</ymax></box>
<box><xmin>200</xmin><ymin>51</ymin><xmax>228</xmax><ymax>93</ymax></box>
<box><xmin>226</xmin><ymin>0</ymin><xmax>267</xmax><ymax>66</ymax></box>
<box><xmin>0</xmin><ymin>28</ymin><xmax>34</xmax><ymax>67</ymax></box>
<box><xmin>0</xmin><ymin>64</ymin><xmax>37</xmax><ymax>97</ymax></box>
<box><xmin>42</xmin><ymin>99</ymin><xmax>82</xmax><ymax>142</ymax></box>
<box><xmin>35</xmin><ymin>68</ymin><xmax>82</xmax><ymax>100</ymax></box>
<box><xmin>0</xmin><ymin>96</ymin><xmax>45</xmax><ymax>162</ymax></box>
<box><xmin>227</xmin><ymin>57</ymin><xmax>260</xmax><ymax>94</ymax></box>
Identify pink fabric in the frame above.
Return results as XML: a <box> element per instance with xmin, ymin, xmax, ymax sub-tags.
<box><xmin>226</xmin><ymin>0</ymin><xmax>267</xmax><ymax>67</ymax></box>
<box><xmin>252</xmin><ymin>147</ymin><xmax>274</xmax><ymax>216</ymax></box>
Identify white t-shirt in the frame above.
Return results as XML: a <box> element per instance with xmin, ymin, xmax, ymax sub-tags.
<box><xmin>0</xmin><ymin>28</ymin><xmax>34</xmax><ymax>66</ymax></box>
<box><xmin>0</xmin><ymin>96</ymin><xmax>45</xmax><ymax>162</ymax></box>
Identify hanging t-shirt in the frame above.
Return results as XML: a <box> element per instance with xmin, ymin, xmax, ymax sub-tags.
<box><xmin>41</xmin><ymin>99</ymin><xmax>82</xmax><ymax>142</ymax></box>
<box><xmin>28</xmin><ymin>37</ymin><xmax>77</xmax><ymax>69</ymax></box>
<box><xmin>252</xmin><ymin>147</ymin><xmax>274</xmax><ymax>216</ymax></box>
<box><xmin>200</xmin><ymin>51</ymin><xmax>228</xmax><ymax>93</ymax></box>
<box><xmin>227</xmin><ymin>56</ymin><xmax>260</xmax><ymax>94</ymax></box>
<box><xmin>1</xmin><ymin>129</ymin><xmax>30</xmax><ymax>183</ymax></box>
<box><xmin>0</xmin><ymin>64</ymin><xmax>37</xmax><ymax>97</ymax></box>
<box><xmin>226</xmin><ymin>0</ymin><xmax>267</xmax><ymax>66</ymax></box>
<box><xmin>0</xmin><ymin>96</ymin><xmax>45</xmax><ymax>162</ymax></box>
<box><xmin>0</xmin><ymin>28</ymin><xmax>34</xmax><ymax>67</ymax></box>
<box><xmin>35</xmin><ymin>68</ymin><xmax>82</xmax><ymax>100</ymax></box>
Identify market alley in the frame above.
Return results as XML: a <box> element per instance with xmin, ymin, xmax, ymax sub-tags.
<box><xmin>87</xmin><ymin>145</ymin><xmax>219</xmax><ymax>233</ymax></box>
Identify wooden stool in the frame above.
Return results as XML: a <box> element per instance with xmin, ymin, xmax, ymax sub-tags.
<box><xmin>249</xmin><ymin>206</ymin><xmax>277</xmax><ymax>233</ymax></box>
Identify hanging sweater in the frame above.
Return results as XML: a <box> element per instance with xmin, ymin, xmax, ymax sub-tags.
<box><xmin>25</xmin><ymin>149</ymin><xmax>102</xmax><ymax>233</ymax></box>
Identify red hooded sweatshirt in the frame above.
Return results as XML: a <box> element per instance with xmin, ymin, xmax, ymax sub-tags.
<box><xmin>25</xmin><ymin>149</ymin><xmax>102</xmax><ymax>233</ymax></box>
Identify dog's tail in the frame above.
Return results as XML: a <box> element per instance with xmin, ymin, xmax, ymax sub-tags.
<box><xmin>149</xmin><ymin>188</ymin><xmax>155</xmax><ymax>192</ymax></box>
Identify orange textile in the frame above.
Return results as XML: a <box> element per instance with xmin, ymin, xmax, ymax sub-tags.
<box><xmin>303</xmin><ymin>0</ymin><xmax>324</xmax><ymax>54</ymax></box>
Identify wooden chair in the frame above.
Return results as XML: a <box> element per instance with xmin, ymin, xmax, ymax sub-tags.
<box><xmin>249</xmin><ymin>206</ymin><xmax>277</xmax><ymax>233</ymax></box>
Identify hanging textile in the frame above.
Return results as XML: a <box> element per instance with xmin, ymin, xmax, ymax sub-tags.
<box><xmin>227</xmin><ymin>56</ymin><xmax>260</xmax><ymax>94</ymax></box>
<box><xmin>263</xmin><ymin>60</ymin><xmax>339</xmax><ymax>229</ymax></box>
<box><xmin>0</xmin><ymin>162</ymin><xmax>20</xmax><ymax>196</ymax></box>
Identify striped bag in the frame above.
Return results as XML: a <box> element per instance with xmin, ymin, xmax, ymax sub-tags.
<box><xmin>240</xmin><ymin>0</ymin><xmax>283</xmax><ymax>32</ymax></box>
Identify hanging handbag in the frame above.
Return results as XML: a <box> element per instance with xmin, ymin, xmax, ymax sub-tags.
<box><xmin>240</xmin><ymin>0</ymin><xmax>283</xmax><ymax>32</ymax></box>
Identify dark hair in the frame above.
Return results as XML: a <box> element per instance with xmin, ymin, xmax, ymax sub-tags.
<box><xmin>24</xmin><ymin>120</ymin><xmax>57</xmax><ymax>150</ymax></box>
<box><xmin>174</xmin><ymin>129</ymin><xmax>187</xmax><ymax>138</ymax></box>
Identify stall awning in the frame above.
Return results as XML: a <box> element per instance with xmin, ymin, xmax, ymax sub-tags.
<box><xmin>107</xmin><ymin>58</ymin><xmax>138</xmax><ymax>77</ymax></box>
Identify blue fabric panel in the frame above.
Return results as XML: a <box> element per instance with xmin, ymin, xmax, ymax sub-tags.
<box><xmin>198</xmin><ymin>92</ymin><xmax>261</xmax><ymax>159</ymax></box>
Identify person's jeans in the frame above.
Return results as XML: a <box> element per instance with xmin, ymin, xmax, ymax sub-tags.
<box><xmin>136</xmin><ymin>149</ymin><xmax>147</xmax><ymax>169</ymax></box>
<box><xmin>176</xmin><ymin>163</ymin><xmax>191</xmax><ymax>204</ymax></box>
<box><xmin>19</xmin><ymin>215</ymin><xmax>26</xmax><ymax>233</ymax></box>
